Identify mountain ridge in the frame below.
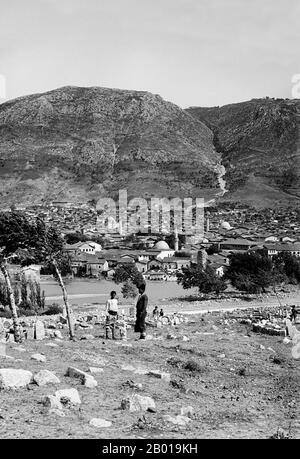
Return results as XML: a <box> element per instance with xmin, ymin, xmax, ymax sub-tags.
<box><xmin>186</xmin><ymin>98</ymin><xmax>300</xmax><ymax>208</ymax></box>
<box><xmin>0</xmin><ymin>86</ymin><xmax>221</xmax><ymax>206</ymax></box>
<box><xmin>0</xmin><ymin>87</ymin><xmax>299</xmax><ymax>209</ymax></box>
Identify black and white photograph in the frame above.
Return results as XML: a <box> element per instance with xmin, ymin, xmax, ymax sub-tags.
<box><xmin>0</xmin><ymin>0</ymin><xmax>299</xmax><ymax>443</ymax></box>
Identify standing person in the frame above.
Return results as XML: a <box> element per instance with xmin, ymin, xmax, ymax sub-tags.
<box><xmin>152</xmin><ymin>306</ymin><xmax>159</xmax><ymax>321</ymax></box>
<box><xmin>105</xmin><ymin>291</ymin><xmax>118</xmax><ymax>339</ymax></box>
<box><xmin>290</xmin><ymin>305</ymin><xmax>297</xmax><ymax>324</ymax></box>
<box><xmin>135</xmin><ymin>283</ymin><xmax>148</xmax><ymax>340</ymax></box>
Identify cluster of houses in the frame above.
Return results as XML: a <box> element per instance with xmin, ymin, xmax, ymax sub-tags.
<box><xmin>63</xmin><ymin>226</ymin><xmax>300</xmax><ymax>282</ymax></box>
<box><xmin>4</xmin><ymin>202</ymin><xmax>300</xmax><ymax>282</ymax></box>
<box><xmin>65</xmin><ymin>239</ymin><xmax>192</xmax><ymax>281</ymax></box>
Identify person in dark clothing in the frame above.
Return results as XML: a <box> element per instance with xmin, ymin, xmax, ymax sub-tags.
<box><xmin>135</xmin><ymin>283</ymin><xmax>148</xmax><ymax>339</ymax></box>
<box><xmin>152</xmin><ymin>306</ymin><xmax>159</xmax><ymax>320</ymax></box>
<box><xmin>159</xmin><ymin>308</ymin><xmax>164</xmax><ymax>317</ymax></box>
<box><xmin>290</xmin><ymin>305</ymin><xmax>297</xmax><ymax>323</ymax></box>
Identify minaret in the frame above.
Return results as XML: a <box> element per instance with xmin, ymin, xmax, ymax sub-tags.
<box><xmin>206</xmin><ymin>217</ymin><xmax>210</xmax><ymax>233</ymax></box>
<box><xmin>174</xmin><ymin>227</ymin><xmax>179</xmax><ymax>252</ymax></box>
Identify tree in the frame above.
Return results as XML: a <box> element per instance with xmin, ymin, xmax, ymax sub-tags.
<box><xmin>121</xmin><ymin>280</ymin><xmax>138</xmax><ymax>302</ymax></box>
<box><xmin>177</xmin><ymin>265</ymin><xmax>227</xmax><ymax>295</ymax></box>
<box><xmin>0</xmin><ymin>211</ymin><xmax>40</xmax><ymax>342</ymax></box>
<box><xmin>225</xmin><ymin>252</ymin><xmax>277</xmax><ymax>294</ymax></box>
<box><xmin>65</xmin><ymin>232</ymin><xmax>88</xmax><ymax>245</ymax></box>
<box><xmin>30</xmin><ymin>222</ymin><xmax>75</xmax><ymax>340</ymax></box>
<box><xmin>273</xmin><ymin>253</ymin><xmax>300</xmax><ymax>284</ymax></box>
<box><xmin>20</xmin><ymin>274</ymin><xmax>30</xmax><ymax>309</ymax></box>
<box><xmin>113</xmin><ymin>263</ymin><xmax>144</xmax><ymax>287</ymax></box>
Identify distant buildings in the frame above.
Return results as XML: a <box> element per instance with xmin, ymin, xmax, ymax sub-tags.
<box><xmin>263</xmin><ymin>243</ymin><xmax>300</xmax><ymax>258</ymax></box>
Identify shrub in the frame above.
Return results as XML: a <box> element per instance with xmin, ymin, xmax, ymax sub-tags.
<box><xmin>43</xmin><ymin>303</ymin><xmax>64</xmax><ymax>316</ymax></box>
<box><xmin>18</xmin><ymin>308</ymin><xmax>38</xmax><ymax>317</ymax></box>
<box><xmin>0</xmin><ymin>309</ymin><xmax>12</xmax><ymax>319</ymax></box>
<box><xmin>183</xmin><ymin>359</ymin><xmax>205</xmax><ymax>373</ymax></box>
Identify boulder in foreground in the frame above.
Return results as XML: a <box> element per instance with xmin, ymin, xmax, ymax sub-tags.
<box><xmin>0</xmin><ymin>368</ymin><xmax>33</xmax><ymax>389</ymax></box>
<box><xmin>121</xmin><ymin>394</ymin><xmax>156</xmax><ymax>412</ymax></box>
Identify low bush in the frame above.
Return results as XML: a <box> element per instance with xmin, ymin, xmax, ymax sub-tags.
<box><xmin>42</xmin><ymin>303</ymin><xmax>64</xmax><ymax>316</ymax></box>
<box><xmin>0</xmin><ymin>309</ymin><xmax>12</xmax><ymax>319</ymax></box>
<box><xmin>183</xmin><ymin>359</ymin><xmax>205</xmax><ymax>373</ymax></box>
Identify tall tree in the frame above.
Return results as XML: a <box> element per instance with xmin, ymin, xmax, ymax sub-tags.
<box><xmin>31</xmin><ymin>222</ymin><xmax>75</xmax><ymax>340</ymax></box>
<box><xmin>177</xmin><ymin>265</ymin><xmax>227</xmax><ymax>295</ymax></box>
<box><xmin>113</xmin><ymin>263</ymin><xmax>144</xmax><ymax>287</ymax></box>
<box><xmin>121</xmin><ymin>280</ymin><xmax>138</xmax><ymax>302</ymax></box>
<box><xmin>225</xmin><ymin>252</ymin><xmax>278</xmax><ymax>294</ymax></box>
<box><xmin>0</xmin><ymin>211</ymin><xmax>40</xmax><ymax>342</ymax></box>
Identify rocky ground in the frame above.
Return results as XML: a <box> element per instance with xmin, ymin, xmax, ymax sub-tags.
<box><xmin>0</xmin><ymin>312</ymin><xmax>299</xmax><ymax>439</ymax></box>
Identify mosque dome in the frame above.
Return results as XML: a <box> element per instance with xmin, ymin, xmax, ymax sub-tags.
<box><xmin>220</xmin><ymin>221</ymin><xmax>231</xmax><ymax>230</ymax></box>
<box><xmin>153</xmin><ymin>240</ymin><xmax>170</xmax><ymax>251</ymax></box>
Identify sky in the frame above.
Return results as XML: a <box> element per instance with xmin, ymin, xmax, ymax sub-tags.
<box><xmin>0</xmin><ymin>0</ymin><xmax>299</xmax><ymax>107</ymax></box>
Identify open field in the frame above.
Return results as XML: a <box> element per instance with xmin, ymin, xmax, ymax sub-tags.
<box><xmin>0</xmin><ymin>313</ymin><xmax>299</xmax><ymax>439</ymax></box>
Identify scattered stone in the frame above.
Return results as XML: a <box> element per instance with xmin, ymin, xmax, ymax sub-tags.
<box><xmin>54</xmin><ymin>331</ymin><xmax>63</xmax><ymax>339</ymax></box>
<box><xmin>134</xmin><ymin>367</ymin><xmax>149</xmax><ymax>375</ymax></box>
<box><xmin>182</xmin><ymin>336</ymin><xmax>190</xmax><ymax>342</ymax></box>
<box><xmin>122</xmin><ymin>380</ymin><xmax>143</xmax><ymax>390</ymax></box>
<box><xmin>163</xmin><ymin>414</ymin><xmax>191</xmax><ymax>427</ymax></box>
<box><xmin>89</xmin><ymin>418</ymin><xmax>112</xmax><ymax>428</ymax></box>
<box><xmin>148</xmin><ymin>370</ymin><xmax>171</xmax><ymax>383</ymax></box>
<box><xmin>84</xmin><ymin>376</ymin><xmax>98</xmax><ymax>388</ymax></box>
<box><xmin>26</xmin><ymin>327</ymin><xmax>35</xmax><ymax>340</ymax></box>
<box><xmin>49</xmin><ymin>408</ymin><xmax>65</xmax><ymax>417</ymax></box>
<box><xmin>59</xmin><ymin>316</ymin><xmax>68</xmax><ymax>325</ymax></box>
<box><xmin>66</xmin><ymin>366</ymin><xmax>98</xmax><ymax>388</ymax></box>
<box><xmin>33</xmin><ymin>370</ymin><xmax>60</xmax><ymax>386</ymax></box>
<box><xmin>121</xmin><ymin>394</ymin><xmax>156</xmax><ymax>412</ymax></box>
<box><xmin>167</xmin><ymin>333</ymin><xmax>177</xmax><ymax>340</ymax></box>
<box><xmin>55</xmin><ymin>388</ymin><xmax>81</xmax><ymax>405</ymax></box>
<box><xmin>121</xmin><ymin>365</ymin><xmax>136</xmax><ymax>372</ymax></box>
<box><xmin>0</xmin><ymin>368</ymin><xmax>33</xmax><ymax>389</ymax></box>
<box><xmin>79</xmin><ymin>323</ymin><xmax>92</xmax><ymax>329</ymax></box>
<box><xmin>259</xmin><ymin>345</ymin><xmax>265</xmax><ymax>350</ymax></box>
<box><xmin>2</xmin><ymin>355</ymin><xmax>15</xmax><ymax>361</ymax></box>
<box><xmin>14</xmin><ymin>346</ymin><xmax>26</xmax><ymax>353</ymax></box>
<box><xmin>218</xmin><ymin>354</ymin><xmax>226</xmax><ymax>359</ymax></box>
<box><xmin>292</xmin><ymin>333</ymin><xmax>300</xmax><ymax>345</ymax></box>
<box><xmin>180</xmin><ymin>406</ymin><xmax>194</xmax><ymax>418</ymax></box>
<box><xmin>80</xmin><ymin>334</ymin><xmax>95</xmax><ymax>341</ymax></box>
<box><xmin>44</xmin><ymin>343</ymin><xmax>59</xmax><ymax>348</ymax></box>
<box><xmin>283</xmin><ymin>337</ymin><xmax>291</xmax><ymax>345</ymax></box>
<box><xmin>43</xmin><ymin>395</ymin><xmax>63</xmax><ymax>410</ymax></box>
<box><xmin>46</xmin><ymin>330</ymin><xmax>55</xmax><ymax>338</ymax></box>
<box><xmin>0</xmin><ymin>342</ymin><xmax>6</xmax><ymax>356</ymax></box>
<box><xmin>292</xmin><ymin>342</ymin><xmax>300</xmax><ymax>360</ymax></box>
<box><xmin>34</xmin><ymin>320</ymin><xmax>46</xmax><ymax>340</ymax></box>
<box><xmin>89</xmin><ymin>367</ymin><xmax>104</xmax><ymax>374</ymax></box>
<box><xmin>31</xmin><ymin>353</ymin><xmax>46</xmax><ymax>363</ymax></box>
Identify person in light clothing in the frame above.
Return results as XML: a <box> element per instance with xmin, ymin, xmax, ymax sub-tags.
<box><xmin>105</xmin><ymin>291</ymin><xmax>118</xmax><ymax>339</ymax></box>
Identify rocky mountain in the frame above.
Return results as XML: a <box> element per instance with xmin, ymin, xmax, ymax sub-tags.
<box><xmin>187</xmin><ymin>98</ymin><xmax>300</xmax><ymax>208</ymax></box>
<box><xmin>0</xmin><ymin>86</ymin><xmax>222</xmax><ymax>207</ymax></box>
